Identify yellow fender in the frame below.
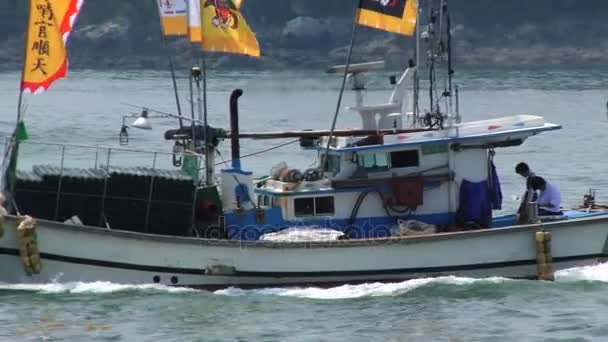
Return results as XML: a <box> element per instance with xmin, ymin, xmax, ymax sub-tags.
<box><xmin>17</xmin><ymin>216</ymin><xmax>41</xmax><ymax>275</ymax></box>
<box><xmin>535</xmin><ymin>231</ymin><xmax>554</xmax><ymax>281</ymax></box>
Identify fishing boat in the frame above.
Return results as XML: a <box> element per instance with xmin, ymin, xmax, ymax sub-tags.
<box><xmin>1</xmin><ymin>0</ymin><xmax>608</xmax><ymax>289</ymax></box>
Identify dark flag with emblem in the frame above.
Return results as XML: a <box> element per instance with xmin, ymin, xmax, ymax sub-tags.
<box><xmin>357</xmin><ymin>0</ymin><xmax>418</xmax><ymax>36</ymax></box>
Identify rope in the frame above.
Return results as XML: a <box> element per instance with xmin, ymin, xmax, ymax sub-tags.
<box><xmin>321</xmin><ymin>6</ymin><xmax>362</xmax><ymax>177</ymax></box>
<box><xmin>214</xmin><ymin>139</ymin><xmax>300</xmax><ymax>166</ymax></box>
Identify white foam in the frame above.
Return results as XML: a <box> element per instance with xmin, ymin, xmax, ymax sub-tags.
<box><xmin>215</xmin><ymin>276</ymin><xmax>510</xmax><ymax>300</ymax></box>
<box><xmin>0</xmin><ymin>281</ymin><xmax>198</xmax><ymax>294</ymax></box>
<box><xmin>555</xmin><ymin>262</ymin><xmax>608</xmax><ymax>283</ymax></box>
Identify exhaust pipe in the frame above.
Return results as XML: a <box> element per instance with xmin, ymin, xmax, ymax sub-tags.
<box><xmin>229</xmin><ymin>89</ymin><xmax>243</xmax><ymax>169</ymax></box>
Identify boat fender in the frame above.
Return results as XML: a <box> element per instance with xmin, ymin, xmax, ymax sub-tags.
<box><xmin>16</xmin><ymin>215</ymin><xmax>42</xmax><ymax>275</ymax></box>
<box><xmin>535</xmin><ymin>231</ymin><xmax>554</xmax><ymax>281</ymax></box>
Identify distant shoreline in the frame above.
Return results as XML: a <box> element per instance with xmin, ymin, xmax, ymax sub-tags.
<box><xmin>2</xmin><ymin>52</ymin><xmax>608</xmax><ymax>73</ymax></box>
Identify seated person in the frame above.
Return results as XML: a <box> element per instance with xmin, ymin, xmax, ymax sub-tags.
<box><xmin>530</xmin><ymin>176</ymin><xmax>563</xmax><ymax>216</ymax></box>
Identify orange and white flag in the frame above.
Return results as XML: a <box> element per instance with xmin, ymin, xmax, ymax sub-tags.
<box><xmin>187</xmin><ymin>0</ymin><xmax>202</xmax><ymax>43</ymax></box>
<box><xmin>21</xmin><ymin>0</ymin><xmax>83</xmax><ymax>93</ymax></box>
<box><xmin>157</xmin><ymin>0</ymin><xmax>188</xmax><ymax>36</ymax></box>
<box><xmin>158</xmin><ymin>0</ymin><xmax>204</xmax><ymax>43</ymax></box>
<box><xmin>199</xmin><ymin>0</ymin><xmax>260</xmax><ymax>57</ymax></box>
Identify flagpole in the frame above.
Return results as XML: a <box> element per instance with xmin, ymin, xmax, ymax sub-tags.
<box><xmin>16</xmin><ymin>0</ymin><xmax>34</xmax><ymax>125</ymax></box>
<box><xmin>201</xmin><ymin>53</ymin><xmax>212</xmax><ymax>186</ymax></box>
<box><xmin>413</xmin><ymin>0</ymin><xmax>421</xmax><ymax>126</ymax></box>
<box><xmin>160</xmin><ymin>33</ymin><xmax>184</xmax><ymax>128</ymax></box>
<box><xmin>322</xmin><ymin>2</ymin><xmax>361</xmax><ymax>175</ymax></box>
<box><xmin>7</xmin><ymin>0</ymin><xmax>33</xmax><ymax>212</ymax></box>
<box><xmin>197</xmin><ymin>1</ymin><xmax>212</xmax><ymax>186</ymax></box>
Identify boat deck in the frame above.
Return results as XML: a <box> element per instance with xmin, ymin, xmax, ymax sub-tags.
<box><xmin>492</xmin><ymin>210</ymin><xmax>608</xmax><ymax>228</ymax></box>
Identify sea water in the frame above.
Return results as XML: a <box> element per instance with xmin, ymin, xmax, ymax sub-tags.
<box><xmin>1</xmin><ymin>67</ymin><xmax>608</xmax><ymax>341</ymax></box>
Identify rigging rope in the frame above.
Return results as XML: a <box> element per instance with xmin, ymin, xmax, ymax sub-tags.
<box><xmin>321</xmin><ymin>6</ymin><xmax>362</xmax><ymax>177</ymax></box>
<box><xmin>214</xmin><ymin>139</ymin><xmax>300</xmax><ymax>166</ymax></box>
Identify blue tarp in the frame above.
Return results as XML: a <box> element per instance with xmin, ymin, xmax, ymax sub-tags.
<box><xmin>457</xmin><ymin>179</ymin><xmax>492</xmax><ymax>228</ymax></box>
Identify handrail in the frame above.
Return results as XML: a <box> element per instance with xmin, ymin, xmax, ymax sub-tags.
<box><xmin>18</xmin><ymin>140</ymin><xmax>204</xmax><ymax>159</ymax></box>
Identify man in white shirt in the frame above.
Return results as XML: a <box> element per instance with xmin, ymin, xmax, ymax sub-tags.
<box><xmin>530</xmin><ymin>176</ymin><xmax>562</xmax><ymax>215</ymax></box>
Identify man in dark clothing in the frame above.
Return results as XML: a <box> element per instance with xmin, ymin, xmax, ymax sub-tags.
<box><xmin>516</xmin><ymin>162</ymin><xmax>537</xmax><ymax>222</ymax></box>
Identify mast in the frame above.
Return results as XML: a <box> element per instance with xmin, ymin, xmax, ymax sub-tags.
<box><xmin>155</xmin><ymin>2</ymin><xmax>185</xmax><ymax>128</ymax></box>
<box><xmin>199</xmin><ymin>4</ymin><xmax>211</xmax><ymax>186</ymax></box>
<box><xmin>413</xmin><ymin>0</ymin><xmax>421</xmax><ymax>126</ymax></box>
<box><xmin>16</xmin><ymin>0</ymin><xmax>33</xmax><ymax>126</ymax></box>
<box><xmin>160</xmin><ymin>34</ymin><xmax>185</xmax><ymax>128</ymax></box>
<box><xmin>322</xmin><ymin>5</ymin><xmax>361</xmax><ymax>174</ymax></box>
<box><xmin>446</xmin><ymin>1</ymin><xmax>454</xmax><ymax>124</ymax></box>
<box><xmin>428</xmin><ymin>1</ymin><xmax>436</xmax><ymax>113</ymax></box>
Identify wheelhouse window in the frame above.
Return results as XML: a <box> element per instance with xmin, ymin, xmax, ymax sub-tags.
<box><xmin>294</xmin><ymin>198</ymin><xmax>315</xmax><ymax>216</ymax></box>
<box><xmin>357</xmin><ymin>152</ymin><xmax>389</xmax><ymax>171</ymax></box>
<box><xmin>294</xmin><ymin>196</ymin><xmax>335</xmax><ymax>217</ymax></box>
<box><xmin>315</xmin><ymin>196</ymin><xmax>335</xmax><ymax>215</ymax></box>
<box><xmin>390</xmin><ymin>150</ymin><xmax>420</xmax><ymax>168</ymax></box>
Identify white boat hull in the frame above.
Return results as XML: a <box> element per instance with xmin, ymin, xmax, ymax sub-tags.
<box><xmin>1</xmin><ymin>215</ymin><xmax>607</xmax><ymax>289</ymax></box>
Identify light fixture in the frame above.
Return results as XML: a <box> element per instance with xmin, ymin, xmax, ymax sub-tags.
<box><xmin>132</xmin><ymin>109</ymin><xmax>152</xmax><ymax>130</ymax></box>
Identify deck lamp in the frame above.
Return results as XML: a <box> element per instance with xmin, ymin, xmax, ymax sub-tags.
<box><xmin>132</xmin><ymin>109</ymin><xmax>153</xmax><ymax>130</ymax></box>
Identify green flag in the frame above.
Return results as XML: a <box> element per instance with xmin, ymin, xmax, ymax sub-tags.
<box><xmin>16</xmin><ymin>121</ymin><xmax>28</xmax><ymax>142</ymax></box>
<box><xmin>181</xmin><ymin>143</ymin><xmax>200</xmax><ymax>184</ymax></box>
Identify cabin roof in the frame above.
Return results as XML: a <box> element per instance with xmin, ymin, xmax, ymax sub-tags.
<box><xmin>320</xmin><ymin>116</ymin><xmax>561</xmax><ymax>153</ymax></box>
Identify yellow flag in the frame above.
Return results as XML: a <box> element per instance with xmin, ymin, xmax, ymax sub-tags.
<box><xmin>21</xmin><ymin>0</ymin><xmax>83</xmax><ymax>93</ymax></box>
<box><xmin>357</xmin><ymin>0</ymin><xmax>418</xmax><ymax>36</ymax></box>
<box><xmin>157</xmin><ymin>0</ymin><xmax>188</xmax><ymax>36</ymax></box>
<box><xmin>199</xmin><ymin>0</ymin><xmax>260</xmax><ymax>57</ymax></box>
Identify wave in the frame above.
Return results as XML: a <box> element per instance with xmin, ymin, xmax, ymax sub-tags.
<box><xmin>215</xmin><ymin>276</ymin><xmax>510</xmax><ymax>300</ymax></box>
<box><xmin>0</xmin><ymin>281</ymin><xmax>198</xmax><ymax>294</ymax></box>
<box><xmin>555</xmin><ymin>262</ymin><xmax>608</xmax><ymax>283</ymax></box>
<box><xmin>1</xmin><ymin>262</ymin><xmax>605</xmax><ymax>297</ymax></box>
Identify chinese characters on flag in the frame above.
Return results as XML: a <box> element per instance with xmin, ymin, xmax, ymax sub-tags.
<box><xmin>21</xmin><ymin>0</ymin><xmax>83</xmax><ymax>93</ymax></box>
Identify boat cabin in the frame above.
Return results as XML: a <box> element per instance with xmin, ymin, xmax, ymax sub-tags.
<box><xmin>222</xmin><ymin>115</ymin><xmax>561</xmax><ymax>240</ymax></box>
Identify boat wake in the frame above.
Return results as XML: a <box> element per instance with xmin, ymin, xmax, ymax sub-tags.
<box><xmin>555</xmin><ymin>262</ymin><xmax>608</xmax><ymax>283</ymax></box>
<box><xmin>215</xmin><ymin>276</ymin><xmax>510</xmax><ymax>300</ymax></box>
<box><xmin>0</xmin><ymin>281</ymin><xmax>198</xmax><ymax>294</ymax></box>
<box><xmin>216</xmin><ymin>263</ymin><xmax>608</xmax><ymax>300</ymax></box>
<box><xmin>1</xmin><ymin>263</ymin><xmax>608</xmax><ymax>297</ymax></box>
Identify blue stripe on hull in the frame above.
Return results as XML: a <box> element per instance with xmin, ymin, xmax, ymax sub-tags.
<box><xmin>225</xmin><ymin>212</ymin><xmax>453</xmax><ymax>241</ymax></box>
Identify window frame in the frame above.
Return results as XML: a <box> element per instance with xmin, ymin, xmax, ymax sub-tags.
<box><xmin>294</xmin><ymin>197</ymin><xmax>315</xmax><ymax>217</ymax></box>
<box><xmin>293</xmin><ymin>196</ymin><xmax>335</xmax><ymax>217</ymax></box>
<box><xmin>356</xmin><ymin>152</ymin><xmax>390</xmax><ymax>172</ymax></box>
<box><xmin>389</xmin><ymin>149</ymin><xmax>420</xmax><ymax>169</ymax></box>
